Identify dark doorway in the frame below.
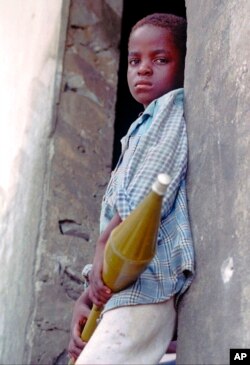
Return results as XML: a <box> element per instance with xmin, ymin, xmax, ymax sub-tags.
<box><xmin>112</xmin><ymin>0</ymin><xmax>186</xmax><ymax>168</ymax></box>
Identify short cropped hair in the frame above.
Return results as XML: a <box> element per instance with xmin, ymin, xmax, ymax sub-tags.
<box><xmin>129</xmin><ymin>13</ymin><xmax>187</xmax><ymax>62</ymax></box>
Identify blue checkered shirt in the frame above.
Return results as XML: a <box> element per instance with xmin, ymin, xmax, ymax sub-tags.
<box><xmin>100</xmin><ymin>88</ymin><xmax>195</xmax><ymax>312</ymax></box>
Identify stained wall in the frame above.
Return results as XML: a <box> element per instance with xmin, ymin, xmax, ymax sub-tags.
<box><xmin>28</xmin><ymin>1</ymin><xmax>123</xmax><ymax>364</ymax></box>
<box><xmin>178</xmin><ymin>1</ymin><xmax>250</xmax><ymax>364</ymax></box>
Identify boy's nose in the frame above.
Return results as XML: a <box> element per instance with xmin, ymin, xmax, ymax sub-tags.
<box><xmin>137</xmin><ymin>62</ymin><xmax>152</xmax><ymax>75</ymax></box>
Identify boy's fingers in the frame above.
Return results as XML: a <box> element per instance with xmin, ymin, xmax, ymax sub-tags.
<box><xmin>72</xmin><ymin>326</ymin><xmax>85</xmax><ymax>348</ymax></box>
<box><xmin>68</xmin><ymin>342</ymin><xmax>80</xmax><ymax>361</ymax></box>
<box><xmin>104</xmin><ymin>285</ymin><xmax>112</xmax><ymax>294</ymax></box>
<box><xmin>88</xmin><ymin>286</ymin><xmax>112</xmax><ymax>307</ymax></box>
<box><xmin>92</xmin><ymin>278</ymin><xmax>107</xmax><ymax>293</ymax></box>
<box><xmin>92</xmin><ymin>281</ymin><xmax>112</xmax><ymax>297</ymax></box>
<box><xmin>90</xmin><ymin>295</ymin><xmax>103</xmax><ymax>307</ymax></box>
<box><xmin>68</xmin><ymin>343</ymin><xmax>85</xmax><ymax>361</ymax></box>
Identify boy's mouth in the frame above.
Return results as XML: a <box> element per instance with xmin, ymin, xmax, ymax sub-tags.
<box><xmin>134</xmin><ymin>81</ymin><xmax>153</xmax><ymax>91</ymax></box>
<box><xmin>135</xmin><ymin>80</ymin><xmax>152</xmax><ymax>87</ymax></box>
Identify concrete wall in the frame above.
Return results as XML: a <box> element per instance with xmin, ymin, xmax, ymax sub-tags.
<box><xmin>178</xmin><ymin>1</ymin><xmax>250</xmax><ymax>364</ymax></box>
<box><xmin>0</xmin><ymin>1</ymin><xmax>69</xmax><ymax>364</ymax></box>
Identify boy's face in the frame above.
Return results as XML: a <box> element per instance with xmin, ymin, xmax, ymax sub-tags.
<box><xmin>127</xmin><ymin>25</ymin><xmax>184</xmax><ymax>108</ymax></box>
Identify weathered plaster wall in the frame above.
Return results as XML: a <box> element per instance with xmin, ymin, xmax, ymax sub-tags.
<box><xmin>28</xmin><ymin>1</ymin><xmax>123</xmax><ymax>364</ymax></box>
<box><xmin>0</xmin><ymin>1</ymin><xmax>69</xmax><ymax>364</ymax></box>
<box><xmin>178</xmin><ymin>1</ymin><xmax>250</xmax><ymax>364</ymax></box>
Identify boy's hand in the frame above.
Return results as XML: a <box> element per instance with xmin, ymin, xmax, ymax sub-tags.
<box><xmin>88</xmin><ymin>243</ymin><xmax>112</xmax><ymax>307</ymax></box>
<box><xmin>87</xmin><ymin>212</ymin><xmax>121</xmax><ymax>307</ymax></box>
<box><xmin>68</xmin><ymin>289</ymin><xmax>92</xmax><ymax>362</ymax></box>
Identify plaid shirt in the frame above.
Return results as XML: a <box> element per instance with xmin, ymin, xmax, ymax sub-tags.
<box><xmin>100</xmin><ymin>88</ymin><xmax>195</xmax><ymax>312</ymax></box>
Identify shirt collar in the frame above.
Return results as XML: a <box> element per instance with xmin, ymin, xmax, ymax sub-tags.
<box><xmin>126</xmin><ymin>99</ymin><xmax>157</xmax><ymax>137</ymax></box>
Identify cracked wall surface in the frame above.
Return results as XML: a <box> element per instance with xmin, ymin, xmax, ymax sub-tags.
<box><xmin>28</xmin><ymin>1</ymin><xmax>123</xmax><ymax>364</ymax></box>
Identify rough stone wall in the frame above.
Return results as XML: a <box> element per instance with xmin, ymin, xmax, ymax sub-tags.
<box><xmin>178</xmin><ymin>1</ymin><xmax>250</xmax><ymax>364</ymax></box>
<box><xmin>29</xmin><ymin>1</ymin><xmax>123</xmax><ymax>364</ymax></box>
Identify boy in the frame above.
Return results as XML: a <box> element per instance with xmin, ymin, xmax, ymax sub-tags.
<box><xmin>69</xmin><ymin>13</ymin><xmax>194</xmax><ymax>364</ymax></box>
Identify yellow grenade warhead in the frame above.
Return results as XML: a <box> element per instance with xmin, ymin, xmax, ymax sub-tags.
<box><xmin>103</xmin><ymin>173</ymin><xmax>171</xmax><ymax>291</ymax></box>
<box><xmin>79</xmin><ymin>173</ymin><xmax>170</xmax><ymax>345</ymax></box>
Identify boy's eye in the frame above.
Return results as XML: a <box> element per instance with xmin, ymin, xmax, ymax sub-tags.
<box><xmin>154</xmin><ymin>58</ymin><xmax>168</xmax><ymax>64</ymax></box>
<box><xmin>128</xmin><ymin>58</ymin><xmax>140</xmax><ymax>66</ymax></box>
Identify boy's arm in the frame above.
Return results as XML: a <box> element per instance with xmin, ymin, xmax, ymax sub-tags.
<box><xmin>68</xmin><ymin>287</ymin><xmax>92</xmax><ymax>362</ymax></box>
<box><xmin>88</xmin><ymin>212</ymin><xmax>122</xmax><ymax>307</ymax></box>
<box><xmin>68</xmin><ymin>213</ymin><xmax>122</xmax><ymax>360</ymax></box>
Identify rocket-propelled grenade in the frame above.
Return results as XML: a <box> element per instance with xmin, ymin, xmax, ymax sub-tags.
<box><xmin>80</xmin><ymin>173</ymin><xmax>171</xmax><ymax>342</ymax></box>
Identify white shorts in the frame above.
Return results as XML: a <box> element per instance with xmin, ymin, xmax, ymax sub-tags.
<box><xmin>76</xmin><ymin>297</ymin><xmax>176</xmax><ymax>365</ymax></box>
